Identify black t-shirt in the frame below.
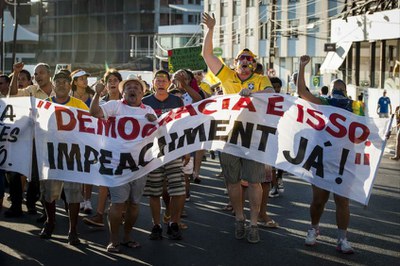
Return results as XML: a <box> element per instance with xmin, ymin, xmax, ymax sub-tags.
<box><xmin>142</xmin><ymin>94</ymin><xmax>184</xmax><ymax>117</ymax></box>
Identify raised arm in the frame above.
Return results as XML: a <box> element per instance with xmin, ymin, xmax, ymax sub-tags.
<box><xmin>201</xmin><ymin>13</ymin><xmax>223</xmax><ymax>75</ymax></box>
<box><xmin>90</xmin><ymin>82</ymin><xmax>105</xmax><ymax>118</ymax></box>
<box><xmin>9</xmin><ymin>62</ymin><xmax>24</xmax><ymax>95</ymax></box>
<box><xmin>297</xmin><ymin>55</ymin><xmax>322</xmax><ymax>104</ymax></box>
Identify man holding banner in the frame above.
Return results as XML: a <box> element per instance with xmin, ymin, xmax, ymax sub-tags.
<box><xmin>39</xmin><ymin>69</ymin><xmax>88</xmax><ymax>245</ymax></box>
<box><xmin>8</xmin><ymin>62</ymin><xmax>55</xmax><ymax>218</ymax></box>
<box><xmin>298</xmin><ymin>55</ymin><xmax>356</xmax><ymax>254</ymax></box>
<box><xmin>90</xmin><ymin>76</ymin><xmax>157</xmax><ymax>253</ymax></box>
<box><xmin>202</xmin><ymin>12</ymin><xmax>273</xmax><ymax>244</ymax></box>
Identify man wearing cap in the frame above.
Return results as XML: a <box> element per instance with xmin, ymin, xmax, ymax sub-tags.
<box><xmin>202</xmin><ymin>13</ymin><xmax>273</xmax><ymax>244</ymax></box>
<box><xmin>39</xmin><ymin>69</ymin><xmax>88</xmax><ymax>245</ymax></box>
<box><xmin>90</xmin><ymin>76</ymin><xmax>157</xmax><ymax>253</ymax></box>
<box><xmin>377</xmin><ymin>90</ymin><xmax>392</xmax><ymax>118</ymax></box>
<box><xmin>142</xmin><ymin>70</ymin><xmax>187</xmax><ymax>241</ymax></box>
<box><xmin>6</xmin><ymin>62</ymin><xmax>56</xmax><ymax>218</ymax></box>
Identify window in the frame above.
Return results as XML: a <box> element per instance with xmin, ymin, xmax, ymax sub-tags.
<box><xmin>307</xmin><ymin>17</ymin><xmax>319</xmax><ymax>32</ymax></box>
<box><xmin>221</xmin><ymin>2</ymin><xmax>228</xmax><ymax>17</ymax></box>
<box><xmin>209</xmin><ymin>3</ymin><xmax>216</xmax><ymax>12</ymax></box>
<box><xmin>246</xmin><ymin>0</ymin><xmax>255</xmax><ymax>7</ymax></box>
<box><xmin>246</xmin><ymin>28</ymin><xmax>254</xmax><ymax>36</ymax></box>
<box><xmin>259</xmin><ymin>22</ymin><xmax>268</xmax><ymax>40</ymax></box>
<box><xmin>288</xmin><ymin>19</ymin><xmax>299</xmax><ymax>38</ymax></box>
<box><xmin>234</xmin><ymin>1</ymin><xmax>241</xmax><ymax>16</ymax></box>
<box><xmin>220</xmin><ymin>29</ymin><xmax>225</xmax><ymax>43</ymax></box>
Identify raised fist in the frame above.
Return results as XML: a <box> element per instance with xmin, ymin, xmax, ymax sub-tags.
<box><xmin>300</xmin><ymin>55</ymin><xmax>310</xmax><ymax>66</ymax></box>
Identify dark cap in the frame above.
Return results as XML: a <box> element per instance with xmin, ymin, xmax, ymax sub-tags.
<box><xmin>53</xmin><ymin>69</ymin><xmax>71</xmax><ymax>82</ymax></box>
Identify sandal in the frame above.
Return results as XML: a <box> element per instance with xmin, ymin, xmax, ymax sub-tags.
<box><xmin>163</xmin><ymin>213</ymin><xmax>171</xmax><ymax>224</ymax></box>
<box><xmin>106</xmin><ymin>243</ymin><xmax>121</xmax><ymax>253</ymax></box>
<box><xmin>179</xmin><ymin>222</ymin><xmax>188</xmax><ymax>230</ymax></box>
<box><xmin>121</xmin><ymin>240</ymin><xmax>141</xmax><ymax>249</ymax></box>
<box><xmin>258</xmin><ymin>219</ymin><xmax>279</xmax><ymax>228</ymax></box>
<box><xmin>222</xmin><ymin>204</ymin><xmax>233</xmax><ymax>212</ymax></box>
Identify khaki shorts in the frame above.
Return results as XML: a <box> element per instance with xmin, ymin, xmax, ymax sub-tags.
<box><xmin>220</xmin><ymin>153</ymin><xmax>265</xmax><ymax>184</ymax></box>
<box><xmin>40</xmin><ymin>180</ymin><xmax>82</xmax><ymax>203</ymax></box>
<box><xmin>109</xmin><ymin>176</ymin><xmax>147</xmax><ymax>204</ymax></box>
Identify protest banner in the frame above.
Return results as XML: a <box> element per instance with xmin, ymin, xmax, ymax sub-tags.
<box><xmin>0</xmin><ymin>95</ymin><xmax>389</xmax><ymax>205</ymax></box>
<box><xmin>168</xmin><ymin>46</ymin><xmax>207</xmax><ymax>73</ymax></box>
<box><xmin>0</xmin><ymin>97</ymin><xmax>33</xmax><ymax>178</ymax></box>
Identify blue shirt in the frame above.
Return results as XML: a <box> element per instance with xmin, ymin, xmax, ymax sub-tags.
<box><xmin>378</xmin><ymin>96</ymin><xmax>391</xmax><ymax>114</ymax></box>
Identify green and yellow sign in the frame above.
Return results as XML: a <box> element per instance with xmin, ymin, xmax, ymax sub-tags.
<box><xmin>168</xmin><ymin>46</ymin><xmax>207</xmax><ymax>73</ymax></box>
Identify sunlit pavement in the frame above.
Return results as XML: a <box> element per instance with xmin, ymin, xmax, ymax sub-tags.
<box><xmin>1</xmin><ymin>146</ymin><xmax>399</xmax><ymax>265</ymax></box>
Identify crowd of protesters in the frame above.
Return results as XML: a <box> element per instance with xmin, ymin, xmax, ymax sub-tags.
<box><xmin>0</xmin><ymin>12</ymin><xmax>396</xmax><ymax>256</ymax></box>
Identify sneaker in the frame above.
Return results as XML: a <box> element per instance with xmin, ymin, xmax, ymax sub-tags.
<box><xmin>149</xmin><ymin>224</ymin><xmax>163</xmax><ymax>240</ymax></box>
<box><xmin>167</xmin><ymin>223</ymin><xmax>182</xmax><ymax>240</ymax></box>
<box><xmin>277</xmin><ymin>178</ymin><xmax>284</xmax><ymax>193</ymax></box>
<box><xmin>186</xmin><ymin>194</ymin><xmax>190</xmax><ymax>202</ymax></box>
<box><xmin>235</xmin><ymin>218</ymin><xmax>246</xmax><ymax>240</ymax></box>
<box><xmin>247</xmin><ymin>225</ymin><xmax>260</xmax><ymax>243</ymax></box>
<box><xmin>210</xmin><ymin>150</ymin><xmax>216</xmax><ymax>159</ymax></box>
<box><xmin>305</xmin><ymin>228</ymin><xmax>319</xmax><ymax>246</ymax></box>
<box><xmin>83</xmin><ymin>213</ymin><xmax>104</xmax><ymax>227</ymax></box>
<box><xmin>68</xmin><ymin>232</ymin><xmax>81</xmax><ymax>245</ymax></box>
<box><xmin>79</xmin><ymin>201</ymin><xmax>85</xmax><ymax>211</ymax></box>
<box><xmin>269</xmin><ymin>186</ymin><xmax>280</xmax><ymax>198</ymax></box>
<box><xmin>84</xmin><ymin>200</ymin><xmax>92</xmax><ymax>214</ymax></box>
<box><xmin>336</xmin><ymin>238</ymin><xmax>354</xmax><ymax>254</ymax></box>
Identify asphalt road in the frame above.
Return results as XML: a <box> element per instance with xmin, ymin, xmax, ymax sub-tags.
<box><xmin>0</xmin><ymin>149</ymin><xmax>399</xmax><ymax>266</ymax></box>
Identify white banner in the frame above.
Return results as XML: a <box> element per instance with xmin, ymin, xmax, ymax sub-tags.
<box><xmin>1</xmin><ymin>95</ymin><xmax>389</xmax><ymax>205</ymax></box>
<box><xmin>0</xmin><ymin>97</ymin><xmax>33</xmax><ymax>177</ymax></box>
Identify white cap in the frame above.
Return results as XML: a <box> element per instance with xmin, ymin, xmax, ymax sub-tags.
<box><xmin>71</xmin><ymin>70</ymin><xmax>91</xmax><ymax>80</ymax></box>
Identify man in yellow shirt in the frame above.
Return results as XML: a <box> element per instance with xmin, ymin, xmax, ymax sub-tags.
<box><xmin>39</xmin><ymin>69</ymin><xmax>88</xmax><ymax>245</ymax></box>
<box><xmin>202</xmin><ymin>12</ymin><xmax>273</xmax><ymax>244</ymax></box>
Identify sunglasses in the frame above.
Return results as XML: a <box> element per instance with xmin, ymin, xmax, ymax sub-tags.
<box><xmin>238</xmin><ymin>55</ymin><xmax>254</xmax><ymax>61</ymax></box>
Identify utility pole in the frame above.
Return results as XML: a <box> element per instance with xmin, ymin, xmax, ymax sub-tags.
<box><xmin>12</xmin><ymin>0</ymin><xmax>20</xmax><ymax>72</ymax></box>
<box><xmin>0</xmin><ymin>0</ymin><xmax>4</xmax><ymax>73</ymax></box>
<box><xmin>268</xmin><ymin>0</ymin><xmax>276</xmax><ymax>70</ymax></box>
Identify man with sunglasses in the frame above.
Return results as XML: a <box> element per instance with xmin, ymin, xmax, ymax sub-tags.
<box><xmin>202</xmin><ymin>12</ymin><xmax>273</xmax><ymax>244</ymax></box>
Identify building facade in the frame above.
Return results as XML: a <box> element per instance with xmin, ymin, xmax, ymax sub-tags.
<box><xmin>37</xmin><ymin>0</ymin><xmax>201</xmax><ymax>73</ymax></box>
<box><xmin>202</xmin><ymin>0</ymin><xmax>399</xmax><ymax>97</ymax></box>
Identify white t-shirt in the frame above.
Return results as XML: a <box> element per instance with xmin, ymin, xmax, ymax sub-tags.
<box><xmin>100</xmin><ymin>100</ymin><xmax>156</xmax><ymax>119</ymax></box>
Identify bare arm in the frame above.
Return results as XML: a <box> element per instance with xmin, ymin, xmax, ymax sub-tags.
<box><xmin>298</xmin><ymin>55</ymin><xmax>322</xmax><ymax>104</ymax></box>
<box><xmin>173</xmin><ymin>71</ymin><xmax>202</xmax><ymax>103</ymax></box>
<box><xmin>9</xmin><ymin>62</ymin><xmax>24</xmax><ymax>95</ymax></box>
<box><xmin>202</xmin><ymin>13</ymin><xmax>223</xmax><ymax>75</ymax></box>
<box><xmin>90</xmin><ymin>82</ymin><xmax>105</xmax><ymax>118</ymax></box>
